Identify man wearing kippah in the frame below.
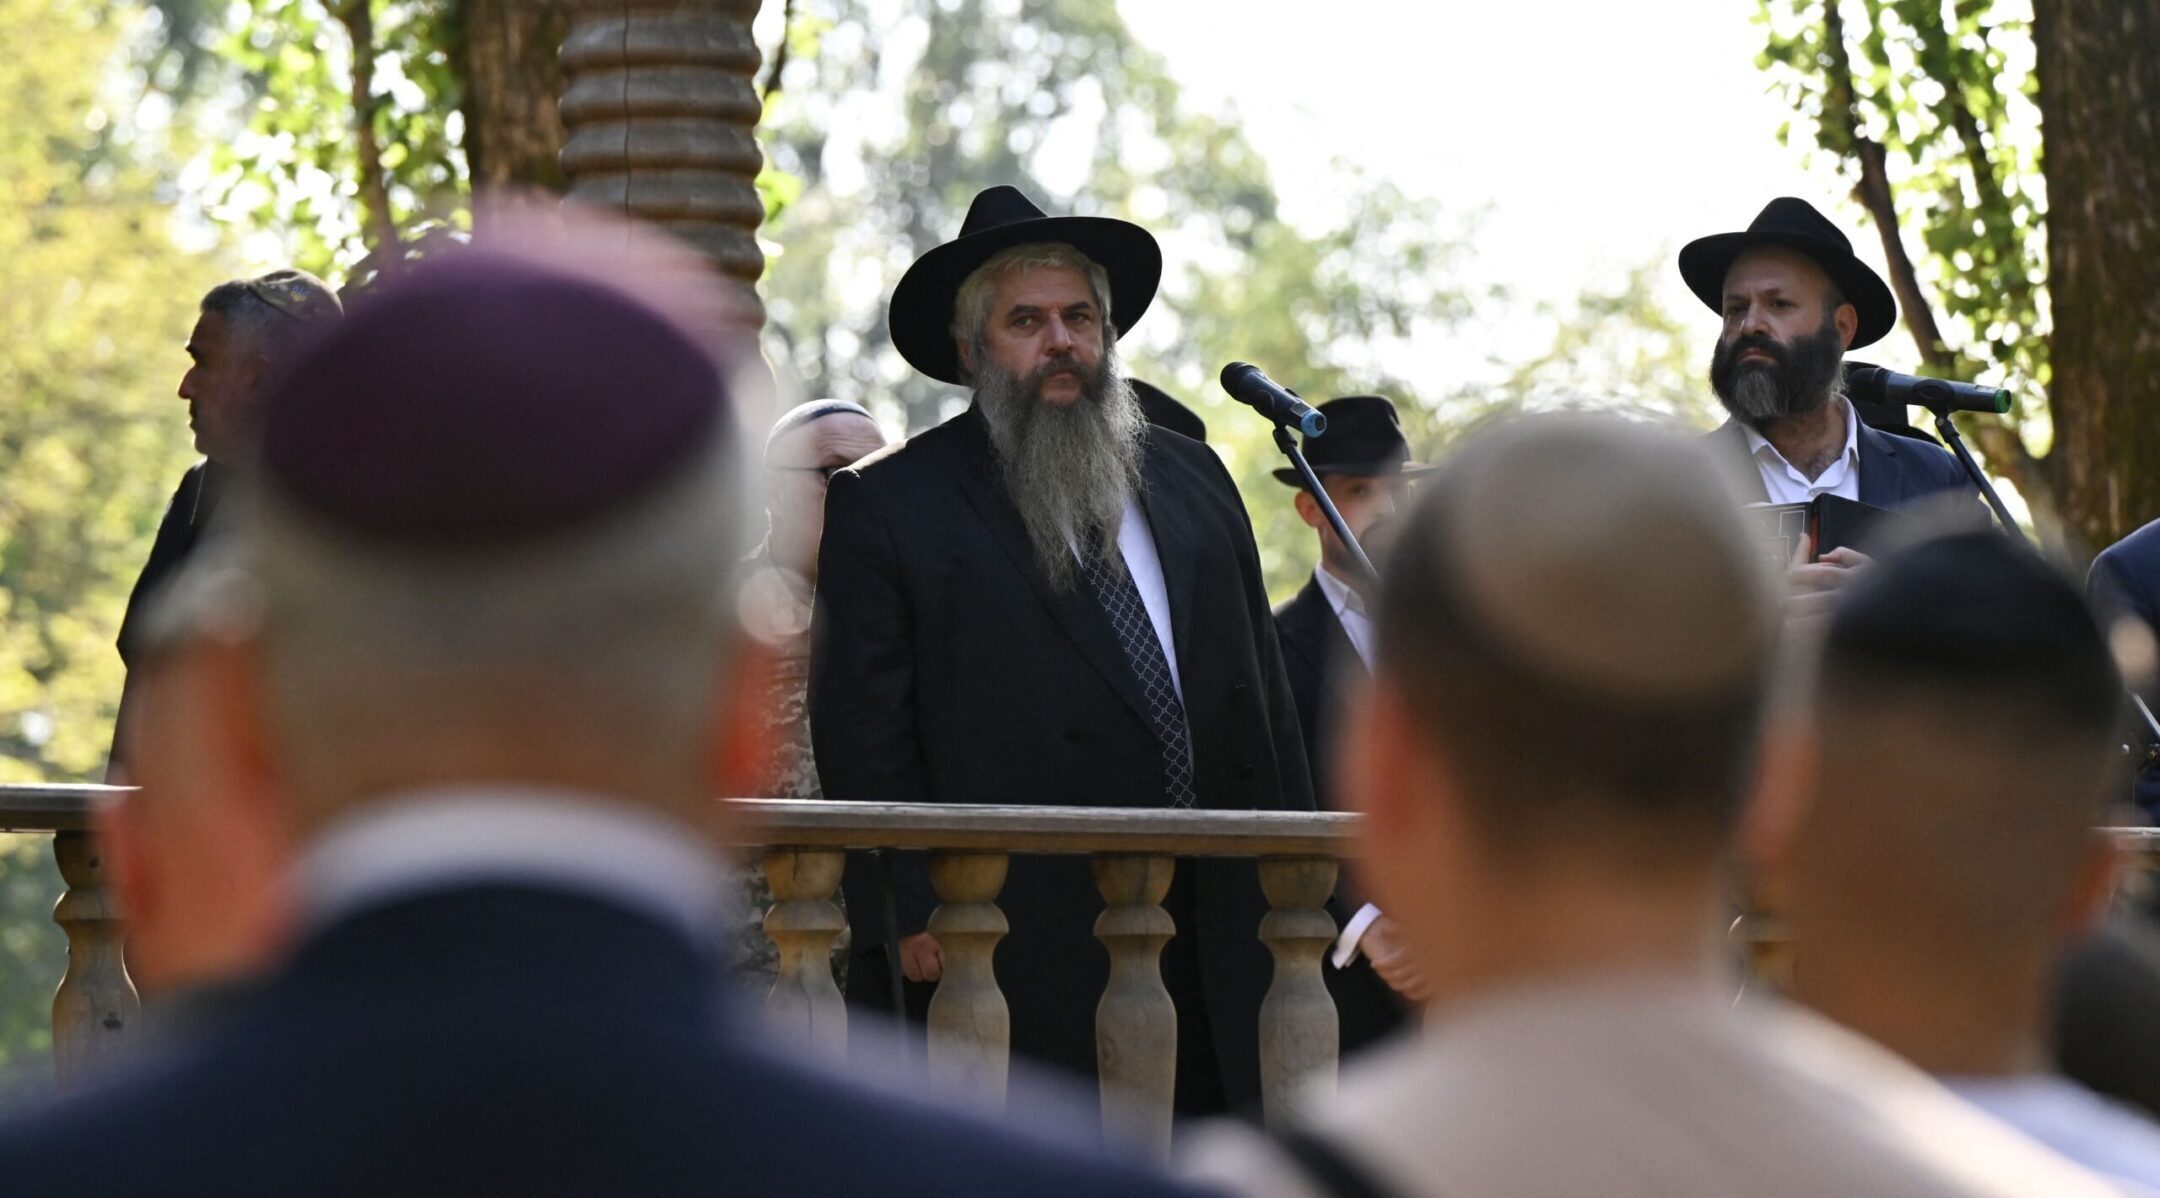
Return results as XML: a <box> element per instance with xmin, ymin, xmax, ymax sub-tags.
<box><xmin>0</xmin><ymin>229</ymin><xmax>1207</xmax><ymax>1198</ymax></box>
<box><xmin>812</xmin><ymin>186</ymin><xmax>1312</xmax><ymax>1115</ymax></box>
<box><xmin>1183</xmin><ymin>415</ymin><xmax>2118</xmax><ymax>1198</ymax></box>
<box><xmin>109</xmin><ymin>269</ymin><xmax>342</xmax><ymax>775</ymax></box>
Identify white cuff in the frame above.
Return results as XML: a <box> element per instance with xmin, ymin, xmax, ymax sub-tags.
<box><xmin>1331</xmin><ymin>903</ymin><xmax>1384</xmax><ymax>970</ymax></box>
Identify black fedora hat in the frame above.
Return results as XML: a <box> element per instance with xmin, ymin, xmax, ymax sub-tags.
<box><xmin>1270</xmin><ymin>395</ymin><xmax>1431</xmax><ymax>485</ymax></box>
<box><xmin>1678</xmin><ymin>197</ymin><xmax>1897</xmax><ymax>349</ymax></box>
<box><xmin>889</xmin><ymin>186</ymin><xmax>1162</xmax><ymax>386</ymax></box>
<box><xmin>1129</xmin><ymin>377</ymin><xmax>1207</xmax><ymax>443</ymax></box>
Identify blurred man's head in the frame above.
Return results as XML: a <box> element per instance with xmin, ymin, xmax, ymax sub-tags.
<box><xmin>1346</xmin><ymin>415</ymin><xmax>1778</xmax><ymax>1002</ymax></box>
<box><xmin>99</xmin><ymin>584</ymin><xmax>290</xmax><ymax>999</ymax></box>
<box><xmin>181</xmin><ymin>231</ymin><xmax>763</xmax><ymax>839</ymax></box>
<box><xmin>762</xmin><ymin>400</ymin><xmax>886</xmax><ymax>581</ymax></box>
<box><xmin>181</xmin><ymin>270</ymin><xmax>342</xmax><ymax>465</ymax></box>
<box><xmin>1753</xmin><ymin>532</ymin><xmax>2127</xmax><ymax>1072</ymax></box>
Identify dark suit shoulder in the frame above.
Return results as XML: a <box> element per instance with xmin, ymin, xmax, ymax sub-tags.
<box><xmin>2092</xmin><ymin>518</ymin><xmax>2160</xmax><ymax>627</ymax></box>
<box><xmin>1272</xmin><ymin>576</ymin><xmax>1332</xmax><ymax>654</ymax></box>
<box><xmin>1862</xmin><ymin>421</ymin><xmax>1967</xmax><ymax>493</ymax></box>
<box><xmin>842</xmin><ymin>409</ymin><xmax>976</xmax><ymax>493</ymax></box>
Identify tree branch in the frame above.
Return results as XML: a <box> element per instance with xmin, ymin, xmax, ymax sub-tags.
<box><xmin>760</xmin><ymin>0</ymin><xmax>797</xmax><ymax>105</ymax></box>
<box><xmin>336</xmin><ymin>0</ymin><xmax>402</xmax><ymax>263</ymax></box>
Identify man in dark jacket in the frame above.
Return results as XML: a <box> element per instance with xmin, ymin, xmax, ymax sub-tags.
<box><xmin>110</xmin><ymin>269</ymin><xmax>341</xmax><ymax>774</ymax></box>
<box><xmin>811</xmin><ymin>186</ymin><xmax>1314</xmax><ymax>1114</ymax></box>
<box><xmin>1270</xmin><ymin>395</ymin><xmax>1423</xmax><ymax>1047</ymax></box>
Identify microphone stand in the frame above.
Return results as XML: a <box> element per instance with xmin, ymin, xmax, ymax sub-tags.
<box><xmin>1928</xmin><ymin>407</ymin><xmax>2019</xmax><ymax>533</ymax></box>
<box><xmin>1272</xmin><ymin>424</ymin><xmax>1380</xmax><ymax>589</ymax></box>
<box><xmin>1928</xmin><ymin>405</ymin><xmax>2160</xmax><ymax>755</ymax></box>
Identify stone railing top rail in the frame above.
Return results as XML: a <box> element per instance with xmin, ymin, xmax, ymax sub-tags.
<box><xmin>0</xmin><ymin>785</ymin><xmax>1357</xmax><ymax>856</ymax></box>
<box><xmin>4</xmin><ymin>784</ymin><xmax>2151</xmax><ymax>864</ymax></box>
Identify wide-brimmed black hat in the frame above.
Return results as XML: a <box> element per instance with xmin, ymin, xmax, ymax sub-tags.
<box><xmin>889</xmin><ymin>186</ymin><xmax>1161</xmax><ymax>385</ymax></box>
<box><xmin>1130</xmin><ymin>377</ymin><xmax>1207</xmax><ymax>443</ymax></box>
<box><xmin>1271</xmin><ymin>395</ymin><xmax>1432</xmax><ymax>485</ymax></box>
<box><xmin>1678</xmin><ymin>197</ymin><xmax>1897</xmax><ymax>349</ymax></box>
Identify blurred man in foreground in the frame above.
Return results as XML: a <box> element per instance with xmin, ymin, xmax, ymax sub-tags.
<box><xmin>0</xmin><ymin>231</ymin><xmax>1204</xmax><ymax>1198</ymax></box>
<box><xmin>98</xmin><ymin>569</ymin><xmax>294</xmax><ymax>1039</ymax></box>
<box><xmin>111</xmin><ymin>269</ymin><xmax>341</xmax><ymax>774</ymax></box>
<box><xmin>1182</xmin><ymin>415</ymin><xmax>2117</xmax><ymax>1198</ymax></box>
<box><xmin>1750</xmin><ymin>531</ymin><xmax>2160</xmax><ymax>1189</ymax></box>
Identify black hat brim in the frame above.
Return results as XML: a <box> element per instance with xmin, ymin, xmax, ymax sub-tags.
<box><xmin>890</xmin><ymin>215</ymin><xmax>1162</xmax><ymax>385</ymax></box>
<box><xmin>1271</xmin><ymin>461</ymin><xmax>1437</xmax><ymax>486</ymax></box>
<box><xmin>1678</xmin><ymin>230</ymin><xmax>1897</xmax><ymax>349</ymax></box>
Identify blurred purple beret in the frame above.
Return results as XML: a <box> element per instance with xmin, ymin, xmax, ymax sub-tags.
<box><xmin>258</xmin><ymin>247</ymin><xmax>738</xmax><ymax>546</ymax></box>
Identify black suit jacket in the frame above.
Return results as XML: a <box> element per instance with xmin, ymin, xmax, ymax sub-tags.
<box><xmin>810</xmin><ymin>405</ymin><xmax>1314</xmax><ymax>1105</ymax></box>
<box><xmin>1272</xmin><ymin>573</ymin><xmax>1405</xmax><ymax>1054</ymax></box>
<box><xmin>1711</xmin><ymin>416</ymin><xmax>1975</xmax><ymax>509</ymax></box>
<box><xmin>0</xmin><ymin>886</ymin><xmax>1199</xmax><ymax>1197</ymax></box>
<box><xmin>109</xmin><ymin>460</ymin><xmax>230</xmax><ymax>770</ymax></box>
<box><xmin>2091</xmin><ymin>519</ymin><xmax>2160</xmax><ymax>811</ymax></box>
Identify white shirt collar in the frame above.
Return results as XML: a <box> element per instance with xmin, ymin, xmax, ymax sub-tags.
<box><xmin>1740</xmin><ymin>398</ymin><xmax>1862</xmax><ymax>502</ymax></box>
<box><xmin>1313</xmin><ymin>563</ymin><xmax>1377</xmax><ymax>669</ymax></box>
<box><xmin>298</xmin><ymin>785</ymin><xmax>732</xmax><ymax>943</ymax></box>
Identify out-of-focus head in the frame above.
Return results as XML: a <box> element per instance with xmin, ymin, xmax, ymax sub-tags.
<box><xmin>762</xmin><ymin>399</ymin><xmax>886</xmax><ymax>578</ymax></box>
<box><xmin>1349</xmin><ymin>414</ymin><xmax>1778</xmax><ymax>911</ymax></box>
<box><xmin>1768</xmin><ymin>532</ymin><xmax>2127</xmax><ymax>961</ymax></box>
<box><xmin>169</xmin><ymin>219</ymin><xmax>763</xmax><ymax>837</ymax></box>
<box><xmin>182</xmin><ymin>270</ymin><xmax>343</xmax><ymax>465</ymax></box>
<box><xmin>103</xmin><ymin>566</ymin><xmax>292</xmax><ymax>997</ymax></box>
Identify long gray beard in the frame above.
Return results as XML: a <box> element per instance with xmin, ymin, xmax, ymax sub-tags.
<box><xmin>976</xmin><ymin>343</ymin><xmax>1145</xmax><ymax>593</ymax></box>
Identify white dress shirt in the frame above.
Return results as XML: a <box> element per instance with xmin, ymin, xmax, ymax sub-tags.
<box><xmin>1313</xmin><ymin>563</ymin><xmax>1376</xmax><ymax>670</ymax></box>
<box><xmin>1116</xmin><ymin>497</ymin><xmax>1185</xmax><ymax>704</ymax></box>
<box><xmin>299</xmin><ymin>785</ymin><xmax>733</xmax><ymax>944</ymax></box>
<box><xmin>1742</xmin><ymin>398</ymin><xmax>1862</xmax><ymax>503</ymax></box>
<box><xmin>1947</xmin><ymin>1074</ymin><xmax>2160</xmax><ymax>1193</ymax></box>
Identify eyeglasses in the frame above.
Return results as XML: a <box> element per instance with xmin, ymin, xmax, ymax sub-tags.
<box><xmin>245</xmin><ymin>271</ymin><xmax>339</xmax><ymax>322</ymax></box>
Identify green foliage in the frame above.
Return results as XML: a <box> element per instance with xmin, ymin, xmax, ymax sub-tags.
<box><xmin>0</xmin><ymin>836</ymin><xmax>62</xmax><ymax>1086</ymax></box>
<box><xmin>1755</xmin><ymin>0</ymin><xmax>2049</xmax><ymax>436</ymax></box>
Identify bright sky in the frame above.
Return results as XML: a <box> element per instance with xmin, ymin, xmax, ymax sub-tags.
<box><xmin>1122</xmin><ymin>0</ymin><xmax>1854</xmax><ymax>373</ymax></box>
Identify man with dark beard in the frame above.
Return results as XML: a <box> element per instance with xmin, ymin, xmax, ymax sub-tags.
<box><xmin>811</xmin><ymin>186</ymin><xmax>1312</xmax><ymax>1117</ymax></box>
<box><xmin>1681</xmin><ymin>199</ymin><xmax>1971</xmax><ymax>610</ymax></box>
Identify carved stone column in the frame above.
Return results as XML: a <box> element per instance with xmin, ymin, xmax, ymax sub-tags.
<box><xmin>1093</xmin><ymin>854</ymin><xmax>1177</xmax><ymax>1158</ymax></box>
<box><xmin>1257</xmin><ymin>856</ymin><xmax>1339</xmax><ymax>1129</ymax></box>
<box><xmin>925</xmin><ymin>851</ymin><xmax>1010</xmax><ymax>1104</ymax></box>
<box><xmin>51</xmin><ymin>830</ymin><xmax>137</xmax><ymax>1083</ymax></box>
<box><xmin>760</xmin><ymin>847</ymin><xmax>848</xmax><ymax>1057</ymax></box>
<box><xmin>558</xmin><ymin>0</ymin><xmax>766</xmax><ymax>316</ymax></box>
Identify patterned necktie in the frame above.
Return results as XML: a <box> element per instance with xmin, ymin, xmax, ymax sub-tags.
<box><xmin>1077</xmin><ymin>543</ymin><xmax>1198</xmax><ymax>809</ymax></box>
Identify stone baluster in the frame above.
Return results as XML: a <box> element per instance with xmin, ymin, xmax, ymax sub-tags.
<box><xmin>557</xmin><ymin>0</ymin><xmax>767</xmax><ymax>314</ymax></box>
<box><xmin>1093</xmin><ymin>854</ymin><xmax>1178</xmax><ymax>1158</ymax></box>
<box><xmin>1257</xmin><ymin>856</ymin><xmax>1339</xmax><ymax>1129</ymax></box>
<box><xmin>51</xmin><ymin>830</ymin><xmax>137</xmax><ymax>1083</ymax></box>
<box><xmin>925</xmin><ymin>851</ymin><xmax>1010</xmax><ymax>1103</ymax></box>
<box><xmin>761</xmin><ymin>847</ymin><xmax>848</xmax><ymax>1057</ymax></box>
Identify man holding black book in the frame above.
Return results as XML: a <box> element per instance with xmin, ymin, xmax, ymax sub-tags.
<box><xmin>1680</xmin><ymin>198</ymin><xmax>1974</xmax><ymax>611</ymax></box>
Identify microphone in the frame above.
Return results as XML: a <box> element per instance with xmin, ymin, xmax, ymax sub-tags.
<box><xmin>1220</xmin><ymin>362</ymin><xmax>1326</xmax><ymax>438</ymax></box>
<box><xmin>1843</xmin><ymin>362</ymin><xmax>2012</xmax><ymax>415</ymax></box>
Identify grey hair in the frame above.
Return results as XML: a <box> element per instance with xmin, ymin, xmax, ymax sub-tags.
<box><xmin>950</xmin><ymin>242</ymin><xmax>1114</xmax><ymax>379</ymax></box>
<box><xmin>250</xmin><ymin>427</ymin><xmax>752</xmax><ymax>809</ymax></box>
<box><xmin>200</xmin><ymin>271</ymin><xmax>341</xmax><ymax>362</ymax></box>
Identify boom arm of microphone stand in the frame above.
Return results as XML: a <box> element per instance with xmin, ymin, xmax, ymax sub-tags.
<box><xmin>1929</xmin><ymin>408</ymin><xmax>2020</xmax><ymax>533</ymax></box>
<box><xmin>1273</xmin><ymin>425</ymin><xmax>1380</xmax><ymax>590</ymax></box>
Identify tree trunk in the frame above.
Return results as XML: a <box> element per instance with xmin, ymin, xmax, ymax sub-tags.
<box><xmin>2035</xmin><ymin>0</ymin><xmax>2160</xmax><ymax>550</ymax></box>
<box><xmin>454</xmin><ymin>0</ymin><xmax>577</xmax><ymax>192</ymax></box>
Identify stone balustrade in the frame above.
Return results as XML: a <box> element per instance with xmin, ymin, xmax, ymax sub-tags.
<box><xmin>4</xmin><ymin>784</ymin><xmax>2155</xmax><ymax>1156</ymax></box>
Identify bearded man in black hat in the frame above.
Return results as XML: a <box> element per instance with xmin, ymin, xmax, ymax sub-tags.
<box><xmin>810</xmin><ymin>186</ymin><xmax>1313</xmax><ymax>1114</ymax></box>
<box><xmin>1270</xmin><ymin>396</ymin><xmax>1424</xmax><ymax>1040</ymax></box>
<box><xmin>1682</xmin><ymin>198</ymin><xmax>1972</xmax><ymax>608</ymax></box>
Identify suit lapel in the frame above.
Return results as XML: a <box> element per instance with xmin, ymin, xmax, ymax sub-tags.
<box><xmin>1856</xmin><ymin>421</ymin><xmax>1903</xmax><ymax>508</ymax></box>
<box><xmin>1136</xmin><ymin>432</ymin><xmax>1202</xmax><ymax>667</ymax></box>
<box><xmin>950</xmin><ymin>407</ymin><xmax>1156</xmax><ymax>726</ymax></box>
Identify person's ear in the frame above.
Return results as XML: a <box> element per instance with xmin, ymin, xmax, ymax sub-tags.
<box><xmin>1834</xmin><ymin>301</ymin><xmax>1859</xmax><ymax>350</ymax></box>
<box><xmin>955</xmin><ymin>336</ymin><xmax>976</xmax><ymax>378</ymax></box>
<box><xmin>709</xmin><ymin>638</ymin><xmax>781</xmax><ymax>806</ymax></box>
<box><xmin>1738</xmin><ymin>715</ymin><xmax>1818</xmax><ymax>884</ymax></box>
<box><xmin>2056</xmin><ymin>831</ymin><xmax>2123</xmax><ymax>941</ymax></box>
<box><xmin>1292</xmin><ymin>488</ymin><xmax>1325</xmax><ymax>532</ymax></box>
